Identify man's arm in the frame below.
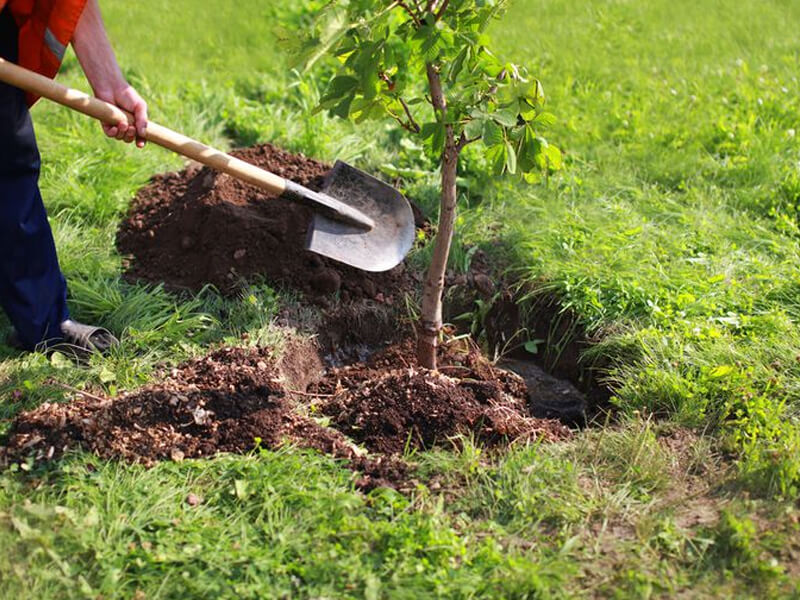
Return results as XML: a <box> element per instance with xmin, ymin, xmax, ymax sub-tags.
<box><xmin>71</xmin><ymin>0</ymin><xmax>147</xmax><ymax>147</ymax></box>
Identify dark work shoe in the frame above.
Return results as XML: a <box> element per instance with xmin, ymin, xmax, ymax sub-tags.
<box><xmin>5</xmin><ymin>321</ymin><xmax>118</xmax><ymax>357</ymax></box>
<box><xmin>57</xmin><ymin>319</ymin><xmax>119</xmax><ymax>354</ymax></box>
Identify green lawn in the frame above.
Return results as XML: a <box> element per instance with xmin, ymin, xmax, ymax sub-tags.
<box><xmin>1</xmin><ymin>0</ymin><xmax>799</xmax><ymax>597</ymax></box>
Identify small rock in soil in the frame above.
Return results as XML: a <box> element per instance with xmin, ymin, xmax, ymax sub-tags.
<box><xmin>500</xmin><ymin>358</ymin><xmax>587</xmax><ymax>427</ymax></box>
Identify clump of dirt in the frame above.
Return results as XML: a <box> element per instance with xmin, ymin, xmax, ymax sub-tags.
<box><xmin>0</xmin><ymin>346</ymin><xmax>407</xmax><ymax>492</ymax></box>
<box><xmin>315</xmin><ymin>339</ymin><xmax>570</xmax><ymax>455</ymax></box>
<box><xmin>117</xmin><ymin>143</ymin><xmax>416</xmax><ymax>301</ymax></box>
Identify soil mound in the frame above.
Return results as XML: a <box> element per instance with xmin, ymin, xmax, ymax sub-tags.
<box><xmin>316</xmin><ymin>339</ymin><xmax>570</xmax><ymax>455</ymax></box>
<box><xmin>117</xmin><ymin>143</ymin><xmax>415</xmax><ymax>300</ymax></box>
<box><xmin>1</xmin><ymin>342</ymin><xmax>567</xmax><ymax>490</ymax></box>
<box><xmin>0</xmin><ymin>346</ymin><xmax>406</xmax><ymax>491</ymax></box>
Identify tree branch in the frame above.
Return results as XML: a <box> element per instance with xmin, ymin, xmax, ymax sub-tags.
<box><xmin>399</xmin><ymin>97</ymin><xmax>421</xmax><ymax>133</ymax></box>
<box><xmin>426</xmin><ymin>63</ymin><xmax>447</xmax><ymax>120</ymax></box>
<box><xmin>396</xmin><ymin>0</ymin><xmax>422</xmax><ymax>25</ymax></box>
<box><xmin>434</xmin><ymin>0</ymin><xmax>450</xmax><ymax>20</ymax></box>
<box><xmin>379</xmin><ymin>71</ymin><xmax>422</xmax><ymax>133</ymax></box>
<box><xmin>457</xmin><ymin>131</ymin><xmax>481</xmax><ymax>151</ymax></box>
<box><xmin>386</xmin><ymin>107</ymin><xmax>422</xmax><ymax>134</ymax></box>
<box><xmin>51</xmin><ymin>381</ymin><xmax>109</xmax><ymax>404</ymax></box>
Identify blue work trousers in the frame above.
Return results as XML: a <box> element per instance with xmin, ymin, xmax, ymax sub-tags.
<box><xmin>1</xmin><ymin>7</ymin><xmax>70</xmax><ymax>349</ymax></box>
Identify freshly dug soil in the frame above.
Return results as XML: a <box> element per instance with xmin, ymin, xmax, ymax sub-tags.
<box><xmin>315</xmin><ymin>339</ymin><xmax>570</xmax><ymax>455</ymax></box>
<box><xmin>117</xmin><ymin>143</ymin><xmax>416</xmax><ymax>301</ymax></box>
<box><xmin>1</xmin><ymin>338</ymin><xmax>568</xmax><ymax>490</ymax></box>
<box><xmin>0</xmin><ymin>346</ymin><xmax>407</xmax><ymax>492</ymax></box>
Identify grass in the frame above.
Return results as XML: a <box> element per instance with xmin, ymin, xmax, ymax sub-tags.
<box><xmin>1</xmin><ymin>0</ymin><xmax>799</xmax><ymax>596</ymax></box>
<box><xmin>487</xmin><ymin>0</ymin><xmax>800</xmax><ymax>498</ymax></box>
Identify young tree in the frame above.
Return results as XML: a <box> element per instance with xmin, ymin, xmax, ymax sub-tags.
<box><xmin>294</xmin><ymin>0</ymin><xmax>560</xmax><ymax>369</ymax></box>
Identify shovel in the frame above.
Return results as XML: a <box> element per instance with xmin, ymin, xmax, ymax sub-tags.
<box><xmin>0</xmin><ymin>58</ymin><xmax>415</xmax><ymax>273</ymax></box>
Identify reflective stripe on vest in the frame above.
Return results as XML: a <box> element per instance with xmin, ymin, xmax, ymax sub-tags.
<box><xmin>43</xmin><ymin>27</ymin><xmax>66</xmax><ymax>60</ymax></box>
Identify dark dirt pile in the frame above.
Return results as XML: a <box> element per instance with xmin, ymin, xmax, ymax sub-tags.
<box><xmin>315</xmin><ymin>339</ymin><xmax>571</xmax><ymax>455</ymax></box>
<box><xmin>1</xmin><ymin>338</ymin><xmax>568</xmax><ymax>491</ymax></box>
<box><xmin>0</xmin><ymin>346</ymin><xmax>407</xmax><ymax>491</ymax></box>
<box><xmin>117</xmin><ymin>143</ymin><xmax>417</xmax><ymax>301</ymax></box>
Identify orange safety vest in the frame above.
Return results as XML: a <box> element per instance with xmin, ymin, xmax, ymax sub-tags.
<box><xmin>0</xmin><ymin>0</ymin><xmax>88</xmax><ymax>104</ymax></box>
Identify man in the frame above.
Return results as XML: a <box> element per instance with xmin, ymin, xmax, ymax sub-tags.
<box><xmin>0</xmin><ymin>0</ymin><xmax>147</xmax><ymax>353</ymax></box>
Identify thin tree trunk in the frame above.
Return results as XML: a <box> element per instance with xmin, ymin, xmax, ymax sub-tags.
<box><xmin>418</xmin><ymin>63</ymin><xmax>459</xmax><ymax>370</ymax></box>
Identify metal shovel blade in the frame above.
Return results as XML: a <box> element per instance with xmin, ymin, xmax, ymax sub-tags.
<box><xmin>305</xmin><ymin>161</ymin><xmax>415</xmax><ymax>272</ymax></box>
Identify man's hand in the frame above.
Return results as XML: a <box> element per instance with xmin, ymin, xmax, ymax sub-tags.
<box><xmin>95</xmin><ymin>85</ymin><xmax>147</xmax><ymax>148</ymax></box>
<box><xmin>71</xmin><ymin>0</ymin><xmax>148</xmax><ymax>148</ymax></box>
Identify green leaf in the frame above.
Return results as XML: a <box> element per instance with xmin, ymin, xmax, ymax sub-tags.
<box><xmin>448</xmin><ymin>45</ymin><xmax>469</xmax><ymax>84</ymax></box>
<box><xmin>523</xmin><ymin>171</ymin><xmax>541</xmax><ymax>184</ymax></box>
<box><xmin>99</xmin><ymin>367</ymin><xmax>116</xmax><ymax>384</ymax></box>
<box><xmin>482</xmin><ymin>120</ymin><xmax>504</xmax><ymax>146</ymax></box>
<box><xmin>485</xmin><ymin>143</ymin><xmax>507</xmax><ymax>175</ymax></box>
<box><xmin>518</xmin><ymin>125</ymin><xmax>544</xmax><ymax>172</ymax></box>
<box><xmin>418</xmin><ymin>24</ymin><xmax>449</xmax><ymax>62</ymax></box>
<box><xmin>324</xmin><ymin>75</ymin><xmax>359</xmax><ymax>100</ymax></box>
<box><xmin>432</xmin><ymin>124</ymin><xmax>445</xmax><ymax>155</ymax></box>
<box><xmin>534</xmin><ymin>111</ymin><xmax>558</xmax><ymax>127</ymax></box>
<box><xmin>709</xmin><ymin>365</ymin><xmax>735</xmax><ymax>378</ymax></box>
<box><xmin>492</xmin><ymin>108</ymin><xmax>518</xmax><ymax>127</ymax></box>
<box><xmin>50</xmin><ymin>352</ymin><xmax>70</xmax><ymax>370</ymax></box>
<box><xmin>496</xmin><ymin>82</ymin><xmax>519</xmax><ymax>106</ymax></box>
<box><xmin>505</xmin><ymin>140</ymin><xmax>517</xmax><ymax>174</ymax></box>
<box><xmin>545</xmin><ymin>144</ymin><xmax>562</xmax><ymax>170</ymax></box>
<box><xmin>478</xmin><ymin>48</ymin><xmax>504</xmax><ymax>77</ymax></box>
<box><xmin>525</xmin><ymin>79</ymin><xmax>546</xmax><ymax>105</ymax></box>
<box><xmin>524</xmin><ymin>339</ymin><xmax>545</xmax><ymax>355</ymax></box>
<box><xmin>354</xmin><ymin>100</ymin><xmax>381</xmax><ymax>123</ymax></box>
<box><xmin>421</xmin><ymin>122</ymin><xmax>445</xmax><ymax>154</ymax></box>
<box><xmin>420</xmin><ymin>122</ymin><xmax>439</xmax><ymax>141</ymax></box>
<box><xmin>379</xmin><ymin>163</ymin><xmax>429</xmax><ymax>179</ymax></box>
<box><xmin>464</xmin><ymin>118</ymin><xmax>484</xmax><ymax>140</ymax></box>
<box><xmin>519</xmin><ymin>100</ymin><xmax>537</xmax><ymax>121</ymax></box>
<box><xmin>234</xmin><ymin>479</ymin><xmax>249</xmax><ymax>500</ymax></box>
<box><xmin>362</xmin><ymin>71</ymin><xmax>381</xmax><ymax>100</ymax></box>
<box><xmin>331</xmin><ymin>94</ymin><xmax>355</xmax><ymax>119</ymax></box>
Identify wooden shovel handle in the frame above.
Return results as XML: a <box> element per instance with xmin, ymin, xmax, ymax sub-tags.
<box><xmin>0</xmin><ymin>57</ymin><xmax>287</xmax><ymax>196</ymax></box>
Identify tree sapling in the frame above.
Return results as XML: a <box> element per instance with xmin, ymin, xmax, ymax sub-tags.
<box><xmin>294</xmin><ymin>0</ymin><xmax>560</xmax><ymax>369</ymax></box>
